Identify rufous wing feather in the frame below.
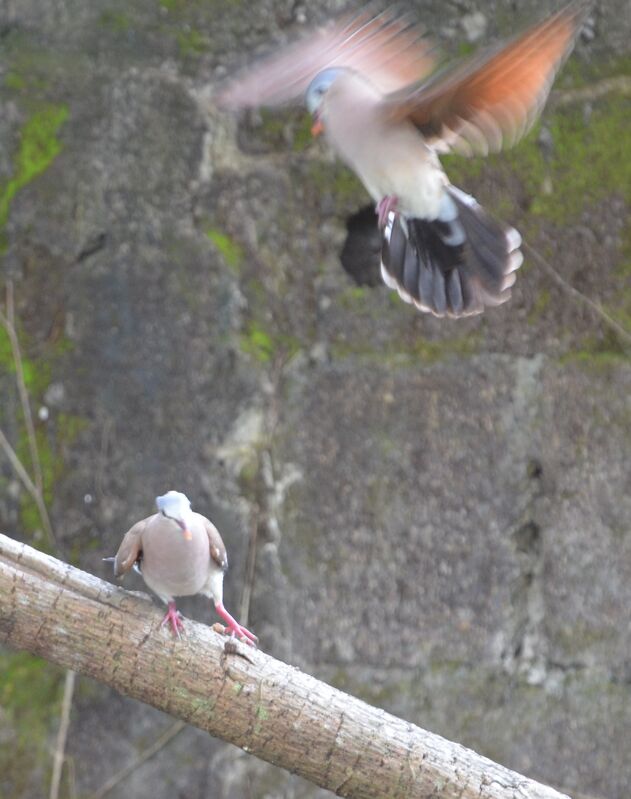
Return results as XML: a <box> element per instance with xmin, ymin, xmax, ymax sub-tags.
<box><xmin>383</xmin><ymin>1</ymin><xmax>590</xmax><ymax>155</ymax></box>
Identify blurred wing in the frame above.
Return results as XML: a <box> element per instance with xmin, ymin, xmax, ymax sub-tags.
<box><xmin>114</xmin><ymin>519</ymin><xmax>147</xmax><ymax>577</ymax></box>
<box><xmin>218</xmin><ymin>6</ymin><xmax>436</xmax><ymax>108</ymax></box>
<box><xmin>383</xmin><ymin>0</ymin><xmax>589</xmax><ymax>155</ymax></box>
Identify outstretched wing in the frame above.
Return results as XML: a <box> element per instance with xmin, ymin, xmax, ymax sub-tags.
<box><xmin>382</xmin><ymin>1</ymin><xmax>590</xmax><ymax>155</ymax></box>
<box><xmin>218</xmin><ymin>5</ymin><xmax>436</xmax><ymax>108</ymax></box>
<box><xmin>113</xmin><ymin>518</ymin><xmax>147</xmax><ymax>577</ymax></box>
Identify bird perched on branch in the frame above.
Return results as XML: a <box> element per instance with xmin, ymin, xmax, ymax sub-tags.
<box><xmin>108</xmin><ymin>491</ymin><xmax>257</xmax><ymax>644</ymax></box>
<box><xmin>220</xmin><ymin>2</ymin><xmax>590</xmax><ymax>318</ymax></box>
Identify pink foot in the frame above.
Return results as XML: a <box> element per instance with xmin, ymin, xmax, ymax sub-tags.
<box><xmin>161</xmin><ymin>600</ymin><xmax>185</xmax><ymax>638</ymax></box>
<box><xmin>376</xmin><ymin>195</ymin><xmax>398</xmax><ymax>228</ymax></box>
<box><xmin>215</xmin><ymin>602</ymin><xmax>258</xmax><ymax>647</ymax></box>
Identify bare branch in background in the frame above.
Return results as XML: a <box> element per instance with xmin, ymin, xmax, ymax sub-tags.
<box><xmin>1</xmin><ymin>281</ymin><xmax>45</xmax><ymax>496</ymax></box>
<box><xmin>0</xmin><ymin>280</ymin><xmax>68</xmax><ymax>797</ymax></box>
<box><xmin>49</xmin><ymin>670</ymin><xmax>76</xmax><ymax>799</ymax></box>
<box><xmin>523</xmin><ymin>241</ymin><xmax>631</xmax><ymax>349</ymax></box>
<box><xmin>0</xmin><ymin>428</ymin><xmax>55</xmax><ymax>546</ymax></box>
<box><xmin>87</xmin><ymin>721</ymin><xmax>186</xmax><ymax>799</ymax></box>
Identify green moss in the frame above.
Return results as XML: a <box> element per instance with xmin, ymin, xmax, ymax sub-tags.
<box><xmin>4</xmin><ymin>72</ymin><xmax>27</xmax><ymax>90</ymax></box>
<box><xmin>560</xmin><ymin>334</ymin><xmax>630</xmax><ymax>369</ymax></box>
<box><xmin>527</xmin><ymin>288</ymin><xmax>551</xmax><ymax>323</ymax></box>
<box><xmin>331</xmin><ymin>333</ymin><xmax>478</xmax><ymax>365</ymax></box>
<box><xmin>445</xmin><ymin>58</ymin><xmax>631</xmax><ymax>223</ymax></box>
<box><xmin>239</xmin><ymin>320</ymin><xmax>301</xmax><ymax>364</ymax></box>
<box><xmin>337</xmin><ymin>286</ymin><xmax>370</xmax><ymax>308</ymax></box>
<box><xmin>1</xmin><ymin>314</ymin><xmax>82</xmax><ymax>540</ymax></box>
<box><xmin>240</xmin><ymin>322</ymin><xmax>274</xmax><ymax>362</ymax></box>
<box><xmin>0</xmin><ymin>651</ymin><xmax>64</xmax><ymax>798</ymax></box>
<box><xmin>0</xmin><ymin>104</ymin><xmax>68</xmax><ymax>247</ymax></box>
<box><xmin>17</xmin><ymin>412</ymin><xmax>87</xmax><ymax>539</ymax></box>
<box><xmin>305</xmin><ymin>161</ymin><xmax>366</xmax><ymax>208</ymax></box>
<box><xmin>456</xmin><ymin>42</ymin><xmax>476</xmax><ymax>58</ymax></box>
<box><xmin>556</xmin><ymin>52</ymin><xmax>631</xmax><ymax>91</ymax></box>
<box><xmin>207</xmin><ymin>228</ymin><xmax>244</xmax><ymax>274</ymax></box>
<box><xmin>257</xmin><ymin>108</ymin><xmax>286</xmax><ymax>140</ymax></box>
<box><xmin>99</xmin><ymin>10</ymin><xmax>132</xmax><ymax>31</ymax></box>
<box><xmin>176</xmin><ymin>28</ymin><xmax>207</xmax><ymax>56</ymax></box>
<box><xmin>528</xmin><ymin>99</ymin><xmax>631</xmax><ymax>222</ymax></box>
<box><xmin>292</xmin><ymin>113</ymin><xmax>314</xmax><ymax>153</ymax></box>
<box><xmin>0</xmin><ymin>328</ymin><xmax>52</xmax><ymax>396</ymax></box>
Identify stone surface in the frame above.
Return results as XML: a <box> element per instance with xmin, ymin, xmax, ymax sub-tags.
<box><xmin>0</xmin><ymin>1</ymin><xmax>630</xmax><ymax>798</ymax></box>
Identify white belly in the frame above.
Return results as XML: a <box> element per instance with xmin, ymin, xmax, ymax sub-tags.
<box><xmin>356</xmin><ymin>142</ymin><xmax>446</xmax><ymax>220</ymax></box>
<box><xmin>141</xmin><ymin>523</ymin><xmax>210</xmax><ymax>600</ymax></box>
<box><xmin>324</xmin><ymin>81</ymin><xmax>446</xmax><ymax>220</ymax></box>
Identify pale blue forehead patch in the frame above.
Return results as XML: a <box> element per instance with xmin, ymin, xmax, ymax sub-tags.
<box><xmin>156</xmin><ymin>490</ymin><xmax>191</xmax><ymax>515</ymax></box>
<box><xmin>305</xmin><ymin>67</ymin><xmax>346</xmax><ymax>113</ymax></box>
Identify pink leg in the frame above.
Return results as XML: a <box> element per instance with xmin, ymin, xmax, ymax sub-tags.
<box><xmin>161</xmin><ymin>600</ymin><xmax>185</xmax><ymax>638</ymax></box>
<box><xmin>214</xmin><ymin>602</ymin><xmax>258</xmax><ymax>646</ymax></box>
<box><xmin>376</xmin><ymin>195</ymin><xmax>398</xmax><ymax>228</ymax></box>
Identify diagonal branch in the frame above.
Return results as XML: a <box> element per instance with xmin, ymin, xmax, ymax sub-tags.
<box><xmin>87</xmin><ymin>720</ymin><xmax>186</xmax><ymax>799</ymax></box>
<box><xmin>0</xmin><ymin>428</ymin><xmax>56</xmax><ymax>546</ymax></box>
<box><xmin>523</xmin><ymin>241</ymin><xmax>631</xmax><ymax>348</ymax></box>
<box><xmin>0</xmin><ymin>533</ymin><xmax>571</xmax><ymax>799</ymax></box>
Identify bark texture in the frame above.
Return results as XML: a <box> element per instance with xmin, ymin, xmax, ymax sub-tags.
<box><xmin>0</xmin><ymin>533</ymin><xmax>569</xmax><ymax>799</ymax></box>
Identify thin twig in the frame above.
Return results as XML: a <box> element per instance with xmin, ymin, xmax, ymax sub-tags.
<box><xmin>553</xmin><ymin>75</ymin><xmax>631</xmax><ymax>108</ymax></box>
<box><xmin>522</xmin><ymin>241</ymin><xmax>631</xmax><ymax>348</ymax></box>
<box><xmin>49</xmin><ymin>670</ymin><xmax>76</xmax><ymax>799</ymax></box>
<box><xmin>239</xmin><ymin>503</ymin><xmax>260</xmax><ymax>627</ymax></box>
<box><xmin>0</xmin><ymin>427</ymin><xmax>56</xmax><ymax>545</ymax></box>
<box><xmin>65</xmin><ymin>754</ymin><xmax>78</xmax><ymax>799</ymax></box>
<box><xmin>87</xmin><ymin>721</ymin><xmax>187</xmax><ymax>799</ymax></box>
<box><xmin>1</xmin><ymin>281</ymin><xmax>45</xmax><ymax>495</ymax></box>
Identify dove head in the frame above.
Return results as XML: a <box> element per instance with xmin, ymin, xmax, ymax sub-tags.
<box><xmin>156</xmin><ymin>490</ymin><xmax>194</xmax><ymax>541</ymax></box>
<box><xmin>306</xmin><ymin>67</ymin><xmax>346</xmax><ymax>134</ymax></box>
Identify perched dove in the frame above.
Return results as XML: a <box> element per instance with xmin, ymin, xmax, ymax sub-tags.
<box><xmin>220</xmin><ymin>2</ymin><xmax>589</xmax><ymax>317</ymax></box>
<box><xmin>111</xmin><ymin>491</ymin><xmax>257</xmax><ymax>644</ymax></box>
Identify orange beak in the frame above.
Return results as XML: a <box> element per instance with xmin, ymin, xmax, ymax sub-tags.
<box><xmin>311</xmin><ymin>118</ymin><xmax>324</xmax><ymax>137</ymax></box>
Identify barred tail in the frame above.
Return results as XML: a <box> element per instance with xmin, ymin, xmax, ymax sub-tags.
<box><xmin>380</xmin><ymin>185</ymin><xmax>523</xmax><ymax>318</ymax></box>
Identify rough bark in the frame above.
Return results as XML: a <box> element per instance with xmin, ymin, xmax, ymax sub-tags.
<box><xmin>0</xmin><ymin>533</ymin><xmax>570</xmax><ymax>799</ymax></box>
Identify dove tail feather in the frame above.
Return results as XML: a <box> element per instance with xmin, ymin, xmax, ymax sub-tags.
<box><xmin>380</xmin><ymin>186</ymin><xmax>523</xmax><ymax>317</ymax></box>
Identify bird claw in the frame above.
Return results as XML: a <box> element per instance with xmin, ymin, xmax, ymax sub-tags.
<box><xmin>214</xmin><ymin>601</ymin><xmax>258</xmax><ymax>647</ymax></box>
<box><xmin>161</xmin><ymin>602</ymin><xmax>185</xmax><ymax>638</ymax></box>
<box><xmin>224</xmin><ymin>621</ymin><xmax>258</xmax><ymax>647</ymax></box>
<box><xmin>376</xmin><ymin>195</ymin><xmax>398</xmax><ymax>229</ymax></box>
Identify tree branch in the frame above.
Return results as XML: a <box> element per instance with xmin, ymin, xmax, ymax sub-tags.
<box><xmin>0</xmin><ymin>534</ymin><xmax>570</xmax><ymax>799</ymax></box>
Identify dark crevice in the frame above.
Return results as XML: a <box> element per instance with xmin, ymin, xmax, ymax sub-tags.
<box><xmin>513</xmin><ymin>521</ymin><xmax>541</xmax><ymax>555</ymax></box>
<box><xmin>340</xmin><ymin>204</ymin><xmax>381</xmax><ymax>287</ymax></box>
<box><xmin>76</xmin><ymin>232</ymin><xmax>107</xmax><ymax>263</ymax></box>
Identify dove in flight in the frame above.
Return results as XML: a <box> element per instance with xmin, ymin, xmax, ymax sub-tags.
<box><xmin>220</xmin><ymin>2</ymin><xmax>589</xmax><ymax>317</ymax></box>
<box><xmin>110</xmin><ymin>491</ymin><xmax>257</xmax><ymax>644</ymax></box>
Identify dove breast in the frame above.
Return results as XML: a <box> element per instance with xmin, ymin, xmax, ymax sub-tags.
<box><xmin>140</xmin><ymin>512</ymin><xmax>214</xmax><ymax>601</ymax></box>
<box><xmin>322</xmin><ymin>70</ymin><xmax>446</xmax><ymax>220</ymax></box>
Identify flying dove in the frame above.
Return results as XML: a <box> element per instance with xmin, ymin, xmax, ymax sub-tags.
<box><xmin>110</xmin><ymin>491</ymin><xmax>257</xmax><ymax>644</ymax></box>
<box><xmin>220</xmin><ymin>2</ymin><xmax>589</xmax><ymax>317</ymax></box>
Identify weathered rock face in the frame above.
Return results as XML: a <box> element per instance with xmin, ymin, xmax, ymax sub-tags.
<box><xmin>0</xmin><ymin>1</ymin><xmax>630</xmax><ymax>798</ymax></box>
